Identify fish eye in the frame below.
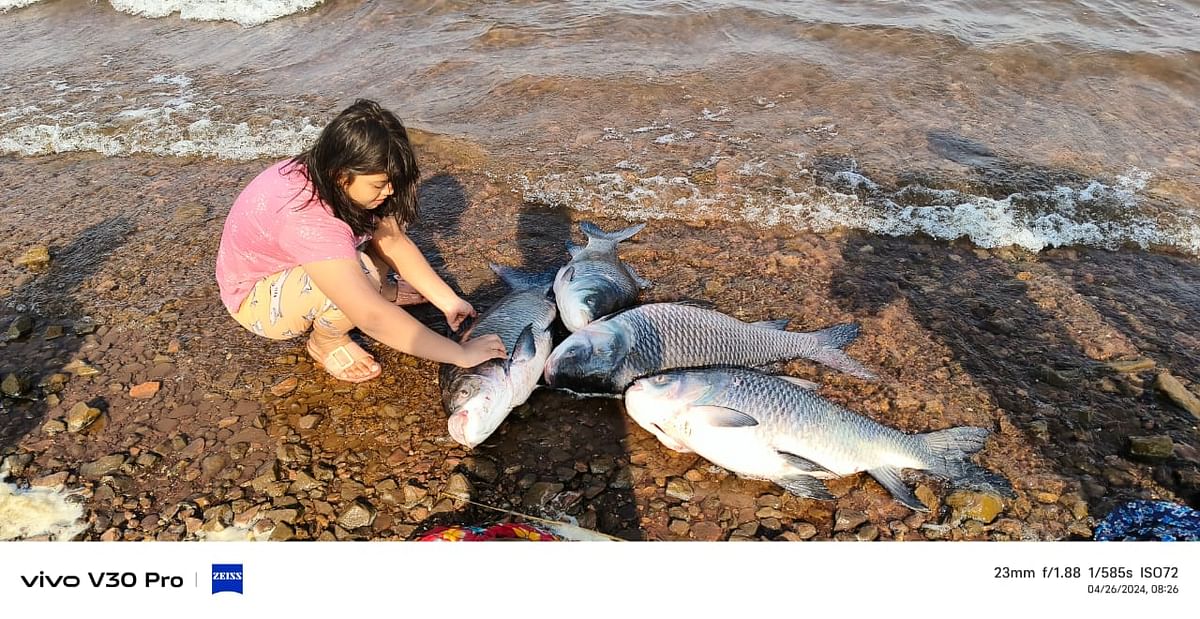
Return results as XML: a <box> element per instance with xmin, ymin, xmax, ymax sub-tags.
<box><xmin>652</xmin><ymin>375</ymin><xmax>668</xmax><ymax>384</ymax></box>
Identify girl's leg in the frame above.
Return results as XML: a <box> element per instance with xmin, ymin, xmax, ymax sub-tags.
<box><xmin>230</xmin><ymin>262</ymin><xmax>380</xmax><ymax>382</ymax></box>
<box><xmin>363</xmin><ymin>245</ymin><xmax>427</xmax><ymax>306</ymax></box>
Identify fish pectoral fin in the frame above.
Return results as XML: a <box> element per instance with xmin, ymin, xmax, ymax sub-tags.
<box><xmin>776</xmin><ymin>450</ymin><xmax>835</xmax><ymax>475</ymax></box>
<box><xmin>508</xmin><ymin>324</ymin><xmax>538</xmax><ymax>366</ymax></box>
<box><xmin>775</xmin><ymin>476</ymin><xmax>835</xmax><ymax>500</ymax></box>
<box><xmin>776</xmin><ymin>375</ymin><xmax>819</xmax><ymax>390</ymax></box>
<box><xmin>623</xmin><ymin>263</ymin><xmax>653</xmax><ymax>290</ymax></box>
<box><xmin>692</xmin><ymin>405</ymin><xmax>759</xmax><ymax>428</ymax></box>
<box><xmin>868</xmin><ymin>466</ymin><xmax>928</xmax><ymax>512</ymax></box>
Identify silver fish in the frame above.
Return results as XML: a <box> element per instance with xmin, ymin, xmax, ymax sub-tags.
<box><xmin>543</xmin><ymin>302</ymin><xmax>875</xmax><ymax>394</ymax></box>
<box><xmin>624</xmin><ymin>367</ymin><xmax>993</xmax><ymax>510</ymax></box>
<box><xmin>553</xmin><ymin>220</ymin><xmax>651</xmax><ymax>332</ymax></box>
<box><xmin>438</xmin><ymin>264</ymin><xmax>558</xmax><ymax>448</ymax></box>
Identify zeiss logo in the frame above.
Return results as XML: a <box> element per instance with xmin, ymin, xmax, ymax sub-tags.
<box><xmin>211</xmin><ymin>564</ymin><xmax>243</xmax><ymax>595</ymax></box>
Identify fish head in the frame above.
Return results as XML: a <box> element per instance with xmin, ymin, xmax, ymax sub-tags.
<box><xmin>543</xmin><ymin>321</ymin><xmax>631</xmax><ymax>389</ymax></box>
<box><xmin>443</xmin><ymin>363</ymin><xmax>513</xmax><ymax>449</ymax></box>
<box><xmin>553</xmin><ymin>265</ymin><xmax>625</xmax><ymax>331</ymax></box>
<box><xmin>624</xmin><ymin>372</ymin><xmax>708</xmax><ymax>450</ymax></box>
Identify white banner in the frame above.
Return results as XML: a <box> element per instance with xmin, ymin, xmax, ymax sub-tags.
<box><xmin>0</xmin><ymin>541</ymin><xmax>1195</xmax><ymax>615</ymax></box>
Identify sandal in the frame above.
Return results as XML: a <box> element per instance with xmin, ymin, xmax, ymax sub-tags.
<box><xmin>306</xmin><ymin>339</ymin><xmax>381</xmax><ymax>383</ymax></box>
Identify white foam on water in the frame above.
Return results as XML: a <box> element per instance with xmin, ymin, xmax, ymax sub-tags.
<box><xmin>517</xmin><ymin>165</ymin><xmax>1200</xmax><ymax>255</ymax></box>
<box><xmin>0</xmin><ymin>73</ymin><xmax>323</xmax><ymax>159</ymax></box>
<box><xmin>0</xmin><ymin>0</ymin><xmax>45</xmax><ymax>11</ymax></box>
<box><xmin>107</xmin><ymin>0</ymin><xmax>325</xmax><ymax>27</ymax></box>
<box><xmin>0</xmin><ymin>473</ymin><xmax>87</xmax><ymax>541</ymax></box>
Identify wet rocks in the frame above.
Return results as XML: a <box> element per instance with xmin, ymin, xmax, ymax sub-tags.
<box><xmin>833</xmin><ymin>509</ymin><xmax>869</xmax><ymax>532</ymax></box>
<box><xmin>67</xmin><ymin>402</ymin><xmax>103</xmax><ymax>432</ymax></box>
<box><xmin>1153</xmin><ymin>372</ymin><xmax>1200</xmax><ymax>418</ymax></box>
<box><xmin>1128</xmin><ymin>436</ymin><xmax>1174</xmax><ymax>460</ymax></box>
<box><xmin>1</xmin><ymin>373</ymin><xmax>27</xmax><ymax>397</ymax></box>
<box><xmin>522</xmin><ymin>482</ymin><xmax>564</xmax><ymax>510</ymax></box>
<box><xmin>945</xmin><ymin>490</ymin><xmax>1005</xmax><ymax>524</ymax></box>
<box><xmin>5</xmin><ymin>315</ymin><xmax>34</xmax><ymax>341</ymax></box>
<box><xmin>80</xmin><ymin>454</ymin><xmax>127</xmax><ymax>479</ymax></box>
<box><xmin>14</xmin><ymin>245</ymin><xmax>50</xmax><ymax>270</ymax></box>
<box><xmin>129</xmin><ymin>381</ymin><xmax>160</xmax><ymax>399</ymax></box>
<box><xmin>336</xmin><ymin>500</ymin><xmax>377</xmax><ymax>530</ymax></box>
<box><xmin>1107</xmin><ymin>358</ymin><xmax>1155</xmax><ymax>373</ymax></box>
<box><xmin>63</xmin><ymin>360</ymin><xmax>101</xmax><ymax>377</ymax></box>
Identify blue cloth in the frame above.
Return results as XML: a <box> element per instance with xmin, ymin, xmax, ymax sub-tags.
<box><xmin>1094</xmin><ymin>500</ymin><xmax>1200</xmax><ymax>541</ymax></box>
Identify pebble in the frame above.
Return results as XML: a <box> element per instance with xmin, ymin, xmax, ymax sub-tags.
<box><xmin>945</xmin><ymin>490</ymin><xmax>1005</xmax><ymax>523</ymax></box>
<box><xmin>337</xmin><ymin>501</ymin><xmax>377</xmax><ymax>529</ymax></box>
<box><xmin>690</xmin><ymin>521</ymin><xmax>724</xmax><ymax>541</ymax></box>
<box><xmin>5</xmin><ymin>315</ymin><xmax>34</xmax><ymax>341</ymax></box>
<box><xmin>665</xmin><ymin>478</ymin><xmax>694</xmax><ymax>501</ymax></box>
<box><xmin>833</xmin><ymin>509</ymin><xmax>868</xmax><ymax>532</ymax></box>
<box><xmin>1128</xmin><ymin>435</ymin><xmax>1174</xmax><ymax>459</ymax></box>
<box><xmin>1</xmin><ymin>373</ymin><xmax>27</xmax><ymax>397</ymax></box>
<box><xmin>66</xmin><ymin>402</ymin><xmax>102</xmax><ymax>432</ymax></box>
<box><xmin>129</xmin><ymin>381</ymin><xmax>160</xmax><ymax>399</ymax></box>
<box><xmin>1154</xmin><ymin>372</ymin><xmax>1200</xmax><ymax>418</ymax></box>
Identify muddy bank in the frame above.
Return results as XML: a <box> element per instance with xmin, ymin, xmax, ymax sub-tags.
<box><xmin>1</xmin><ymin>143</ymin><xmax>1197</xmax><ymax>541</ymax></box>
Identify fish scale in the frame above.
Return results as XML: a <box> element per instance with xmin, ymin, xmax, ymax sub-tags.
<box><xmin>468</xmin><ymin>290</ymin><xmax>557</xmax><ymax>350</ymax></box>
<box><xmin>695</xmin><ymin>369</ymin><xmax>927</xmax><ymax>474</ymax></box>
<box><xmin>624</xmin><ymin>367</ymin><xmax>999</xmax><ymax>510</ymax></box>
<box><xmin>558</xmin><ymin>302</ymin><xmax>865</xmax><ymax>392</ymax></box>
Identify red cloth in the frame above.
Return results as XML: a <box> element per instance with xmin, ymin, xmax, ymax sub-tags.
<box><xmin>416</xmin><ymin>522</ymin><xmax>561</xmax><ymax>541</ymax></box>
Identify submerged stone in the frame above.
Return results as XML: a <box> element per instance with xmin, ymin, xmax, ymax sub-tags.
<box><xmin>1128</xmin><ymin>435</ymin><xmax>1174</xmax><ymax>460</ymax></box>
<box><xmin>1154</xmin><ymin>372</ymin><xmax>1200</xmax><ymax>419</ymax></box>
<box><xmin>5</xmin><ymin>315</ymin><xmax>33</xmax><ymax>341</ymax></box>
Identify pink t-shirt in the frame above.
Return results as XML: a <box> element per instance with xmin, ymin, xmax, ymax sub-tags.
<box><xmin>216</xmin><ymin>159</ymin><xmax>370</xmax><ymax>313</ymax></box>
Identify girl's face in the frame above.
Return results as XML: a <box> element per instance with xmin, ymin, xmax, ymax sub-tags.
<box><xmin>341</xmin><ymin>172</ymin><xmax>393</xmax><ymax>209</ymax></box>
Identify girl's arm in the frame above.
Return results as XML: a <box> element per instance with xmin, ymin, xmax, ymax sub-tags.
<box><xmin>302</xmin><ymin>257</ymin><xmax>505</xmax><ymax>367</ymax></box>
<box><xmin>369</xmin><ymin>217</ymin><xmax>475</xmax><ymax>331</ymax></box>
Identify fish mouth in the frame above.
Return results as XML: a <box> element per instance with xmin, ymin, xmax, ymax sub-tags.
<box><xmin>447</xmin><ymin>411</ymin><xmax>475</xmax><ymax>448</ymax></box>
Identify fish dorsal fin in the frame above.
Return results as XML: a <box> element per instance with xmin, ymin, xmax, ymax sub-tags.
<box><xmin>775</xmin><ymin>476</ymin><xmax>834</xmax><ymax>500</ymax></box>
<box><xmin>750</xmin><ymin>318</ymin><xmax>790</xmax><ymax>330</ymax></box>
<box><xmin>579</xmin><ymin>220</ymin><xmax>646</xmax><ymax>245</ymax></box>
<box><xmin>659</xmin><ymin>299</ymin><xmax>716</xmax><ymax>310</ymax></box>
<box><xmin>776</xmin><ymin>450</ymin><xmax>834</xmax><ymax>474</ymax></box>
<box><xmin>490</xmin><ymin>263</ymin><xmax>557</xmax><ymax>290</ymax></box>
<box><xmin>776</xmin><ymin>376</ymin><xmax>819</xmax><ymax>390</ymax></box>
<box><xmin>692</xmin><ymin>405</ymin><xmax>758</xmax><ymax>428</ymax></box>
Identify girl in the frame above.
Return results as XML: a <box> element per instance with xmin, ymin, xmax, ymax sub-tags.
<box><xmin>216</xmin><ymin>99</ymin><xmax>506</xmax><ymax>383</ymax></box>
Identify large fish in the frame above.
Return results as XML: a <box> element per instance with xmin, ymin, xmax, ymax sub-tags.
<box><xmin>542</xmin><ymin>302</ymin><xmax>875</xmax><ymax>394</ymax></box>
<box><xmin>553</xmin><ymin>220</ymin><xmax>651</xmax><ymax>332</ymax></box>
<box><xmin>438</xmin><ymin>264</ymin><xmax>558</xmax><ymax>448</ymax></box>
<box><xmin>623</xmin><ymin>367</ymin><xmax>993</xmax><ymax>510</ymax></box>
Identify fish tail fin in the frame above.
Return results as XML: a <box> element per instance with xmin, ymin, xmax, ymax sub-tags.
<box><xmin>918</xmin><ymin>426</ymin><xmax>1012</xmax><ymax>492</ymax></box>
<box><xmin>807</xmin><ymin>322</ymin><xmax>877</xmax><ymax>380</ymax></box>
<box><xmin>579</xmin><ymin>220</ymin><xmax>646</xmax><ymax>244</ymax></box>
<box><xmin>490</xmin><ymin>263</ymin><xmax>557</xmax><ymax>290</ymax></box>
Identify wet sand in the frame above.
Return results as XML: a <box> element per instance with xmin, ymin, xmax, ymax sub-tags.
<box><xmin>1</xmin><ymin>136</ymin><xmax>1198</xmax><ymax>541</ymax></box>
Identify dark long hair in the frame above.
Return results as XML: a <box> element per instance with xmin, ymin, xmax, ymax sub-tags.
<box><xmin>288</xmin><ymin>99</ymin><xmax>420</xmax><ymax>236</ymax></box>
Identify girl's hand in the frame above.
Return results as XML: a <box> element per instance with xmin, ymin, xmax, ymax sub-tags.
<box><xmin>456</xmin><ymin>334</ymin><xmax>507</xmax><ymax>367</ymax></box>
<box><xmin>442</xmin><ymin>296</ymin><xmax>477</xmax><ymax>332</ymax></box>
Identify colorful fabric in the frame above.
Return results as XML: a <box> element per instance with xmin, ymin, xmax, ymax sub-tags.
<box><xmin>216</xmin><ymin>159</ymin><xmax>370</xmax><ymax>313</ymax></box>
<box><xmin>1094</xmin><ymin>500</ymin><xmax>1200</xmax><ymax>541</ymax></box>
<box><xmin>416</xmin><ymin>522</ymin><xmax>563</xmax><ymax>542</ymax></box>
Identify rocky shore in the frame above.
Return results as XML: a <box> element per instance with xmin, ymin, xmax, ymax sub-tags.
<box><xmin>2</xmin><ymin>142</ymin><xmax>1198</xmax><ymax>541</ymax></box>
